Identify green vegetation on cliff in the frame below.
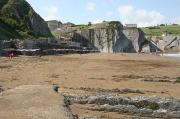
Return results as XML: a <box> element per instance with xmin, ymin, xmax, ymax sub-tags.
<box><xmin>141</xmin><ymin>24</ymin><xmax>180</xmax><ymax>36</ymax></box>
<box><xmin>72</xmin><ymin>21</ymin><xmax>122</xmax><ymax>30</ymax></box>
<box><xmin>0</xmin><ymin>19</ymin><xmax>22</xmax><ymax>39</ymax></box>
<box><xmin>0</xmin><ymin>0</ymin><xmax>52</xmax><ymax>40</ymax></box>
<box><xmin>53</xmin><ymin>21</ymin><xmax>123</xmax><ymax>38</ymax></box>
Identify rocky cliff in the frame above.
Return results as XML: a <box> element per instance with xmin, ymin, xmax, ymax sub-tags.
<box><xmin>142</xmin><ymin>36</ymin><xmax>180</xmax><ymax>52</ymax></box>
<box><xmin>58</xmin><ymin>21</ymin><xmax>147</xmax><ymax>53</ymax></box>
<box><xmin>156</xmin><ymin>36</ymin><xmax>180</xmax><ymax>52</ymax></box>
<box><xmin>0</xmin><ymin>0</ymin><xmax>52</xmax><ymax>40</ymax></box>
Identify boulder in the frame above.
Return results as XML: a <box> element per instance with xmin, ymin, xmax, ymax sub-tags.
<box><xmin>0</xmin><ymin>85</ymin><xmax>72</xmax><ymax>119</ymax></box>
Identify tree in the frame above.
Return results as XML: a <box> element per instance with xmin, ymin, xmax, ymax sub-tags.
<box><xmin>160</xmin><ymin>24</ymin><xmax>165</xmax><ymax>26</ymax></box>
<box><xmin>88</xmin><ymin>22</ymin><xmax>92</xmax><ymax>26</ymax></box>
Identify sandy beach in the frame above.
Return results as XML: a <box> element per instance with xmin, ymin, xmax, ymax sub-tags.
<box><xmin>0</xmin><ymin>53</ymin><xmax>180</xmax><ymax>98</ymax></box>
<box><xmin>0</xmin><ymin>53</ymin><xmax>180</xmax><ymax>118</ymax></box>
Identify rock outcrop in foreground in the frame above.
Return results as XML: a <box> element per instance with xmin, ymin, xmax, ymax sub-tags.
<box><xmin>55</xmin><ymin>21</ymin><xmax>147</xmax><ymax>53</ymax></box>
<box><xmin>0</xmin><ymin>0</ymin><xmax>52</xmax><ymax>40</ymax></box>
<box><xmin>0</xmin><ymin>85</ymin><xmax>71</xmax><ymax>119</ymax></box>
<box><xmin>63</xmin><ymin>93</ymin><xmax>180</xmax><ymax>119</ymax></box>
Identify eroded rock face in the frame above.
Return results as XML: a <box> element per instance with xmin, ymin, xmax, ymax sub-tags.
<box><xmin>123</xmin><ymin>28</ymin><xmax>146</xmax><ymax>53</ymax></box>
<box><xmin>69</xmin><ymin>23</ymin><xmax>146</xmax><ymax>53</ymax></box>
<box><xmin>143</xmin><ymin>36</ymin><xmax>180</xmax><ymax>52</ymax></box>
<box><xmin>158</xmin><ymin>36</ymin><xmax>180</xmax><ymax>51</ymax></box>
<box><xmin>28</xmin><ymin>10</ymin><xmax>52</xmax><ymax>37</ymax></box>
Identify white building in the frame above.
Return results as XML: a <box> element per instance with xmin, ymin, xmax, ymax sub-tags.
<box><xmin>125</xmin><ymin>24</ymin><xmax>137</xmax><ymax>28</ymax></box>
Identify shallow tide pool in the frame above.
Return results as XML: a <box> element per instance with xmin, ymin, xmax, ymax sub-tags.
<box><xmin>161</xmin><ymin>53</ymin><xmax>180</xmax><ymax>58</ymax></box>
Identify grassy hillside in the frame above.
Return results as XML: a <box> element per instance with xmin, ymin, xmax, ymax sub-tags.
<box><xmin>0</xmin><ymin>0</ymin><xmax>52</xmax><ymax>40</ymax></box>
<box><xmin>72</xmin><ymin>21</ymin><xmax>122</xmax><ymax>30</ymax></box>
<box><xmin>141</xmin><ymin>24</ymin><xmax>180</xmax><ymax>36</ymax></box>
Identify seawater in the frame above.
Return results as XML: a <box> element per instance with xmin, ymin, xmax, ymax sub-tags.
<box><xmin>161</xmin><ymin>53</ymin><xmax>180</xmax><ymax>58</ymax></box>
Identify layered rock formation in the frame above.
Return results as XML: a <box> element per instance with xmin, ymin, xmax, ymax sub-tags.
<box><xmin>0</xmin><ymin>0</ymin><xmax>52</xmax><ymax>40</ymax></box>
<box><xmin>63</xmin><ymin>93</ymin><xmax>180</xmax><ymax>118</ymax></box>
<box><xmin>123</xmin><ymin>27</ymin><xmax>146</xmax><ymax>53</ymax></box>
<box><xmin>142</xmin><ymin>36</ymin><xmax>180</xmax><ymax>52</ymax></box>
<box><xmin>58</xmin><ymin>21</ymin><xmax>147</xmax><ymax>53</ymax></box>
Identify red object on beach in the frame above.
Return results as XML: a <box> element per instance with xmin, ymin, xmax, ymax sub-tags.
<box><xmin>6</xmin><ymin>52</ymin><xmax>14</xmax><ymax>59</ymax></box>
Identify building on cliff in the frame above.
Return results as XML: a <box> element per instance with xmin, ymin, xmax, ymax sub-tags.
<box><xmin>125</xmin><ymin>24</ymin><xmax>137</xmax><ymax>28</ymax></box>
<box><xmin>47</xmin><ymin>20</ymin><xmax>63</xmax><ymax>31</ymax></box>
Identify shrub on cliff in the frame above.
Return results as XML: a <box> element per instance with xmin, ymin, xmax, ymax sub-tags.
<box><xmin>0</xmin><ymin>0</ymin><xmax>52</xmax><ymax>40</ymax></box>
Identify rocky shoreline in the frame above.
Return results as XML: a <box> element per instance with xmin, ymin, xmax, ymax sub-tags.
<box><xmin>1</xmin><ymin>85</ymin><xmax>180</xmax><ymax>119</ymax></box>
<box><xmin>63</xmin><ymin>93</ymin><xmax>180</xmax><ymax>118</ymax></box>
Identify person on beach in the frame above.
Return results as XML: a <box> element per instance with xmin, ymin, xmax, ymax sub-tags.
<box><xmin>6</xmin><ymin>51</ymin><xmax>14</xmax><ymax>59</ymax></box>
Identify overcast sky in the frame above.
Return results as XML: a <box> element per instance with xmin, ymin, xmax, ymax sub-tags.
<box><xmin>26</xmin><ymin>0</ymin><xmax>180</xmax><ymax>27</ymax></box>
